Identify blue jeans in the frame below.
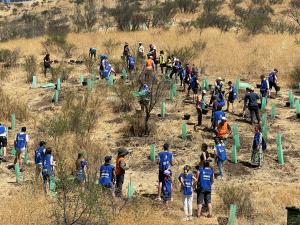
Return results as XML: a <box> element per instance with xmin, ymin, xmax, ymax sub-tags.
<box><xmin>217</xmin><ymin>159</ymin><xmax>224</xmax><ymax>177</ymax></box>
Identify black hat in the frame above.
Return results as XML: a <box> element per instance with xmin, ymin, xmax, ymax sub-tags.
<box><xmin>39</xmin><ymin>141</ymin><xmax>47</xmax><ymax>146</ymax></box>
<box><xmin>163</xmin><ymin>143</ymin><xmax>169</xmax><ymax>150</ymax></box>
<box><xmin>118</xmin><ymin>147</ymin><xmax>129</xmax><ymax>156</ymax></box>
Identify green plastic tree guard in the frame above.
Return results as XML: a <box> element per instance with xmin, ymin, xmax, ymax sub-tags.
<box><xmin>172</xmin><ymin>83</ymin><xmax>177</xmax><ymax>97</ymax></box>
<box><xmin>234</xmin><ymin>135</ymin><xmax>240</xmax><ymax>151</ymax></box>
<box><xmin>235</xmin><ymin>78</ymin><xmax>240</xmax><ymax>91</ymax></box>
<box><xmin>150</xmin><ymin>144</ymin><xmax>156</xmax><ymax>161</ymax></box>
<box><xmin>170</xmin><ymin>89</ymin><xmax>174</xmax><ymax>102</ymax></box>
<box><xmin>92</xmin><ymin>72</ymin><xmax>97</xmax><ymax>81</ymax></box>
<box><xmin>54</xmin><ymin>90</ymin><xmax>59</xmax><ymax>103</ymax></box>
<box><xmin>271</xmin><ymin>103</ymin><xmax>276</xmax><ymax>119</ymax></box>
<box><xmin>57</xmin><ymin>78</ymin><xmax>61</xmax><ymax>90</ymax></box>
<box><xmin>261</xmin><ymin>97</ymin><xmax>267</xmax><ymax>110</ymax></box>
<box><xmin>161</xmin><ymin>101</ymin><xmax>166</xmax><ymax>118</ymax></box>
<box><xmin>0</xmin><ymin>147</ymin><xmax>3</xmax><ymax>157</ymax></box>
<box><xmin>239</xmin><ymin>82</ymin><xmax>251</xmax><ymax>89</ymax></box>
<box><xmin>276</xmin><ymin>133</ymin><xmax>282</xmax><ymax>147</ymax></box>
<box><xmin>231</xmin><ymin>145</ymin><xmax>238</xmax><ymax>164</ymax></box>
<box><xmin>296</xmin><ymin>99</ymin><xmax>300</xmax><ymax>114</ymax></box>
<box><xmin>228</xmin><ymin>204</ymin><xmax>237</xmax><ymax>225</ymax></box>
<box><xmin>262</xmin><ymin>126</ymin><xmax>268</xmax><ymax>143</ymax></box>
<box><xmin>127</xmin><ymin>180</ymin><xmax>134</xmax><ymax>199</ymax></box>
<box><xmin>11</xmin><ymin>146</ymin><xmax>16</xmax><ymax>156</ymax></box>
<box><xmin>181</xmin><ymin>123</ymin><xmax>187</xmax><ymax>140</ymax></box>
<box><xmin>15</xmin><ymin>163</ymin><xmax>21</xmax><ymax>183</ymax></box>
<box><xmin>288</xmin><ymin>90</ymin><xmax>293</xmax><ymax>101</ymax></box>
<box><xmin>11</xmin><ymin>113</ymin><xmax>16</xmax><ymax>130</ymax></box>
<box><xmin>79</xmin><ymin>74</ymin><xmax>84</xmax><ymax>84</ymax></box>
<box><xmin>277</xmin><ymin>144</ymin><xmax>284</xmax><ymax>165</ymax></box>
<box><xmin>290</xmin><ymin>94</ymin><xmax>295</xmax><ymax>109</ymax></box>
<box><xmin>107</xmin><ymin>76</ymin><xmax>114</xmax><ymax>86</ymax></box>
<box><xmin>87</xmin><ymin>79</ymin><xmax>93</xmax><ymax>90</ymax></box>
<box><xmin>262</xmin><ymin>113</ymin><xmax>267</xmax><ymax>127</ymax></box>
<box><xmin>121</xmin><ymin>69</ymin><xmax>128</xmax><ymax>79</ymax></box>
<box><xmin>50</xmin><ymin>176</ymin><xmax>56</xmax><ymax>192</ymax></box>
<box><xmin>204</xmin><ymin>77</ymin><xmax>209</xmax><ymax>90</ymax></box>
<box><xmin>232</xmin><ymin>124</ymin><xmax>239</xmax><ymax>136</ymax></box>
<box><xmin>32</xmin><ymin>75</ymin><xmax>37</xmax><ymax>89</ymax></box>
<box><xmin>299</xmin><ymin>82</ymin><xmax>300</xmax><ymax>91</ymax></box>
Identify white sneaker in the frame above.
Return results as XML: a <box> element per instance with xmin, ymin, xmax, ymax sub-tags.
<box><xmin>155</xmin><ymin>197</ymin><xmax>162</xmax><ymax>201</ymax></box>
<box><xmin>188</xmin><ymin>216</ymin><xmax>193</xmax><ymax>221</ymax></box>
<box><xmin>182</xmin><ymin>217</ymin><xmax>189</xmax><ymax>222</ymax></box>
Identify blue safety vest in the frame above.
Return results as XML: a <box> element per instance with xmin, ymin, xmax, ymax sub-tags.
<box><xmin>42</xmin><ymin>154</ymin><xmax>53</xmax><ymax>176</ymax></box>
<box><xmin>198</xmin><ymin>167</ymin><xmax>213</xmax><ymax>192</ymax></box>
<box><xmin>103</xmin><ymin>64</ymin><xmax>112</xmax><ymax>78</ymax></box>
<box><xmin>216</xmin><ymin>144</ymin><xmax>227</xmax><ymax>161</ymax></box>
<box><xmin>0</xmin><ymin>125</ymin><xmax>5</xmax><ymax>134</ymax></box>
<box><xmin>35</xmin><ymin>146</ymin><xmax>45</xmax><ymax>164</ymax></box>
<box><xmin>128</xmin><ymin>56</ymin><xmax>135</xmax><ymax>66</ymax></box>
<box><xmin>261</xmin><ymin>79</ymin><xmax>268</xmax><ymax>91</ymax></box>
<box><xmin>268</xmin><ymin>72</ymin><xmax>276</xmax><ymax>82</ymax></box>
<box><xmin>99</xmin><ymin>164</ymin><xmax>114</xmax><ymax>186</ymax></box>
<box><xmin>229</xmin><ymin>86</ymin><xmax>237</xmax><ymax>100</ymax></box>
<box><xmin>213</xmin><ymin>110</ymin><xmax>225</xmax><ymax>124</ymax></box>
<box><xmin>15</xmin><ymin>133</ymin><xmax>27</xmax><ymax>149</ymax></box>
<box><xmin>159</xmin><ymin>151</ymin><xmax>173</xmax><ymax>171</ymax></box>
<box><xmin>190</xmin><ymin>76</ymin><xmax>198</xmax><ymax>89</ymax></box>
<box><xmin>181</xmin><ymin>173</ymin><xmax>193</xmax><ymax>196</ymax></box>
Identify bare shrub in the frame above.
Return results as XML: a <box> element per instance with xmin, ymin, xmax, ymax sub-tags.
<box><xmin>24</xmin><ymin>55</ymin><xmax>38</xmax><ymax>83</ymax></box>
<box><xmin>103</xmin><ymin>38</ymin><xmax>122</xmax><ymax>56</ymax></box>
<box><xmin>217</xmin><ymin>184</ymin><xmax>254</xmax><ymax>219</ymax></box>
<box><xmin>0</xmin><ymin>68</ymin><xmax>10</xmax><ymax>81</ymax></box>
<box><xmin>0</xmin><ymin>48</ymin><xmax>20</xmax><ymax>67</ymax></box>
<box><xmin>82</xmin><ymin>54</ymin><xmax>97</xmax><ymax>74</ymax></box>
<box><xmin>289</xmin><ymin>66</ymin><xmax>300</xmax><ymax>87</ymax></box>
<box><xmin>50</xmin><ymin>62</ymin><xmax>73</xmax><ymax>82</ymax></box>
<box><xmin>112</xmin><ymin>80</ymin><xmax>135</xmax><ymax>112</ymax></box>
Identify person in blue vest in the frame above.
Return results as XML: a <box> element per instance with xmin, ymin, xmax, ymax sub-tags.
<box><xmin>188</xmin><ymin>73</ymin><xmax>199</xmax><ymax>102</ymax></box>
<box><xmin>170</xmin><ymin>59</ymin><xmax>180</xmax><ymax>80</ymax></box>
<box><xmin>157</xmin><ymin>143</ymin><xmax>174</xmax><ymax>201</ymax></box>
<box><xmin>217</xmin><ymin>91</ymin><xmax>225</xmax><ymax>108</ymax></box>
<box><xmin>99</xmin><ymin>156</ymin><xmax>116</xmax><ymax>195</ymax></box>
<box><xmin>178</xmin><ymin>165</ymin><xmax>197</xmax><ymax>221</ymax></box>
<box><xmin>42</xmin><ymin>147</ymin><xmax>56</xmax><ymax>194</ymax></box>
<box><xmin>212</xmin><ymin>105</ymin><xmax>225</xmax><ymax>130</ymax></box>
<box><xmin>251</xmin><ymin>125</ymin><xmax>267</xmax><ymax>168</ymax></box>
<box><xmin>75</xmin><ymin>152</ymin><xmax>88</xmax><ymax>184</ymax></box>
<box><xmin>127</xmin><ymin>55</ymin><xmax>135</xmax><ymax>74</ymax></box>
<box><xmin>268</xmin><ymin>68</ymin><xmax>279</xmax><ymax>96</ymax></box>
<box><xmin>214</xmin><ymin>139</ymin><xmax>227</xmax><ymax>179</ymax></box>
<box><xmin>162</xmin><ymin>169</ymin><xmax>172</xmax><ymax>208</ymax></box>
<box><xmin>102</xmin><ymin>62</ymin><xmax>116</xmax><ymax>80</ymax></box>
<box><xmin>209</xmin><ymin>77</ymin><xmax>223</xmax><ymax>106</ymax></box>
<box><xmin>0</xmin><ymin>123</ymin><xmax>8</xmax><ymax>161</ymax></box>
<box><xmin>260</xmin><ymin>75</ymin><xmax>269</xmax><ymax>100</ymax></box>
<box><xmin>14</xmin><ymin>127</ymin><xmax>29</xmax><ymax>170</ymax></box>
<box><xmin>225</xmin><ymin>81</ymin><xmax>237</xmax><ymax>113</ymax></box>
<box><xmin>99</xmin><ymin>55</ymin><xmax>108</xmax><ymax>76</ymax></box>
<box><xmin>89</xmin><ymin>48</ymin><xmax>97</xmax><ymax>59</ymax></box>
<box><xmin>34</xmin><ymin>141</ymin><xmax>46</xmax><ymax>180</ymax></box>
<box><xmin>196</xmin><ymin>160</ymin><xmax>214</xmax><ymax>218</ymax></box>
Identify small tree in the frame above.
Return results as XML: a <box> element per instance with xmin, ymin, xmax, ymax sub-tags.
<box><xmin>137</xmin><ymin>72</ymin><xmax>169</xmax><ymax>135</ymax></box>
<box><xmin>84</xmin><ymin>0</ymin><xmax>98</xmax><ymax>31</ymax></box>
<box><xmin>24</xmin><ymin>55</ymin><xmax>38</xmax><ymax>82</ymax></box>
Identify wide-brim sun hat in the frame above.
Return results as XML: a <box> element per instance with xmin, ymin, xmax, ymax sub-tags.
<box><xmin>118</xmin><ymin>147</ymin><xmax>129</xmax><ymax>156</ymax></box>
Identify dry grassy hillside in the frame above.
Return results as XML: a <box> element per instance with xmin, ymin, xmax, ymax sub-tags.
<box><xmin>0</xmin><ymin>28</ymin><xmax>299</xmax><ymax>225</ymax></box>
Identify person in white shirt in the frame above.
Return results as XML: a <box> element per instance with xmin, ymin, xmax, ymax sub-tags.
<box><xmin>14</xmin><ymin>127</ymin><xmax>29</xmax><ymax>169</ymax></box>
<box><xmin>137</xmin><ymin>42</ymin><xmax>144</xmax><ymax>65</ymax></box>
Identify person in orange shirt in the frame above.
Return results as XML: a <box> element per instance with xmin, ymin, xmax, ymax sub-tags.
<box><xmin>216</xmin><ymin>117</ymin><xmax>231</xmax><ymax>141</ymax></box>
<box><xmin>115</xmin><ymin>148</ymin><xmax>129</xmax><ymax>197</ymax></box>
<box><xmin>144</xmin><ymin>55</ymin><xmax>155</xmax><ymax>72</ymax></box>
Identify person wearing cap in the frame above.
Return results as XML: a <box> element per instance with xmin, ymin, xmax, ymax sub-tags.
<box><xmin>216</xmin><ymin>117</ymin><xmax>231</xmax><ymax>141</ymax></box>
<box><xmin>14</xmin><ymin>127</ymin><xmax>29</xmax><ymax>170</ymax></box>
<box><xmin>244</xmin><ymin>87</ymin><xmax>260</xmax><ymax>124</ymax></box>
<box><xmin>225</xmin><ymin>81</ymin><xmax>237</xmax><ymax>113</ymax></box>
<box><xmin>214</xmin><ymin>139</ymin><xmax>227</xmax><ymax>179</ymax></box>
<box><xmin>162</xmin><ymin>169</ymin><xmax>172</xmax><ymax>208</ymax></box>
<box><xmin>99</xmin><ymin>155</ymin><xmax>115</xmax><ymax>195</ymax></box>
<box><xmin>268</xmin><ymin>68</ymin><xmax>279</xmax><ymax>96</ymax></box>
<box><xmin>123</xmin><ymin>42</ymin><xmax>130</xmax><ymax>65</ymax></box>
<box><xmin>157</xmin><ymin>143</ymin><xmax>174</xmax><ymax>201</ymax></box>
<box><xmin>0</xmin><ymin>123</ymin><xmax>8</xmax><ymax>161</ymax></box>
<box><xmin>75</xmin><ymin>152</ymin><xmax>88</xmax><ymax>184</ymax></box>
<box><xmin>144</xmin><ymin>55</ymin><xmax>155</xmax><ymax>72</ymax></box>
<box><xmin>184</xmin><ymin>64</ymin><xmax>192</xmax><ymax>91</ymax></box>
<box><xmin>165</xmin><ymin>56</ymin><xmax>173</xmax><ymax>75</ymax></box>
<box><xmin>178</xmin><ymin>165</ymin><xmax>197</xmax><ymax>221</ymax></box>
<box><xmin>137</xmin><ymin>42</ymin><xmax>144</xmax><ymax>64</ymax></box>
<box><xmin>196</xmin><ymin>160</ymin><xmax>214</xmax><ymax>218</ymax></box>
<box><xmin>148</xmin><ymin>44</ymin><xmax>157</xmax><ymax>70</ymax></box>
<box><xmin>115</xmin><ymin>148</ymin><xmax>129</xmax><ymax>197</ymax></box>
<box><xmin>34</xmin><ymin>141</ymin><xmax>47</xmax><ymax>180</ymax></box>
<box><xmin>196</xmin><ymin>90</ymin><xmax>207</xmax><ymax>126</ymax></box>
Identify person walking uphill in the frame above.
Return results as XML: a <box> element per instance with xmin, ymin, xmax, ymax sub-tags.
<box><xmin>0</xmin><ymin>123</ymin><xmax>8</xmax><ymax>161</ymax></box>
<box><xmin>75</xmin><ymin>152</ymin><xmax>88</xmax><ymax>184</ymax></box>
<box><xmin>178</xmin><ymin>165</ymin><xmax>196</xmax><ymax>221</ymax></box>
<box><xmin>34</xmin><ymin>141</ymin><xmax>46</xmax><ymax>180</ymax></box>
<box><xmin>14</xmin><ymin>127</ymin><xmax>29</xmax><ymax>170</ymax></box>
<box><xmin>260</xmin><ymin>75</ymin><xmax>269</xmax><ymax>99</ymax></box>
<box><xmin>251</xmin><ymin>125</ymin><xmax>267</xmax><ymax>168</ymax></box>
<box><xmin>157</xmin><ymin>143</ymin><xmax>174</xmax><ymax>201</ymax></box>
<box><xmin>244</xmin><ymin>87</ymin><xmax>261</xmax><ymax>125</ymax></box>
<box><xmin>268</xmin><ymin>68</ymin><xmax>279</xmax><ymax>96</ymax></box>
<box><xmin>197</xmin><ymin>160</ymin><xmax>214</xmax><ymax>218</ymax></box>
<box><xmin>43</xmin><ymin>54</ymin><xmax>51</xmax><ymax>77</ymax></box>
<box><xmin>115</xmin><ymin>148</ymin><xmax>129</xmax><ymax>197</ymax></box>
<box><xmin>42</xmin><ymin>147</ymin><xmax>56</xmax><ymax>194</ymax></box>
